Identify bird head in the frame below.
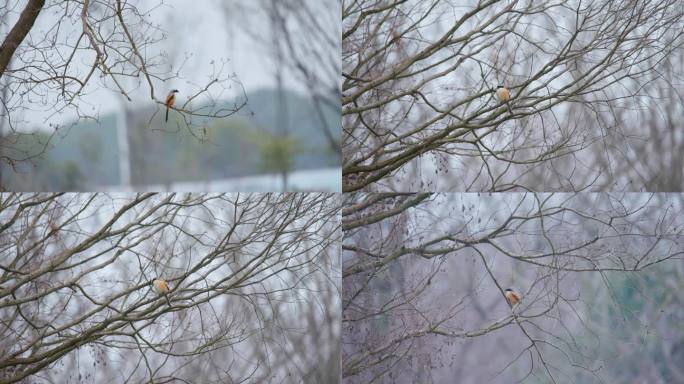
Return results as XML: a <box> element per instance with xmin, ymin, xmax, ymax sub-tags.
<box><xmin>504</xmin><ymin>288</ymin><xmax>513</xmax><ymax>292</ymax></box>
<box><xmin>171</xmin><ymin>89</ymin><xmax>179</xmax><ymax>93</ymax></box>
<box><xmin>497</xmin><ymin>85</ymin><xmax>504</xmax><ymax>89</ymax></box>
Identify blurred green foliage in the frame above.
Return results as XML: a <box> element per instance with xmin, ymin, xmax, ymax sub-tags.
<box><xmin>1</xmin><ymin>88</ymin><xmax>339</xmax><ymax>190</ymax></box>
<box><xmin>553</xmin><ymin>266</ymin><xmax>684</xmax><ymax>383</ymax></box>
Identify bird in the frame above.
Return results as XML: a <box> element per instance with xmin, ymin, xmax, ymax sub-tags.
<box><xmin>496</xmin><ymin>85</ymin><xmax>513</xmax><ymax>114</ymax></box>
<box><xmin>165</xmin><ymin>89</ymin><xmax>179</xmax><ymax>122</ymax></box>
<box><xmin>504</xmin><ymin>288</ymin><xmax>521</xmax><ymax>307</ymax></box>
<box><xmin>152</xmin><ymin>277</ymin><xmax>172</xmax><ymax>306</ymax></box>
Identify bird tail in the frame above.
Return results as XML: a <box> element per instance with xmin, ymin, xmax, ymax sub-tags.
<box><xmin>165</xmin><ymin>294</ymin><xmax>171</xmax><ymax>306</ymax></box>
<box><xmin>165</xmin><ymin>107</ymin><xmax>169</xmax><ymax>122</ymax></box>
<box><xmin>507</xmin><ymin>103</ymin><xmax>513</xmax><ymax>114</ymax></box>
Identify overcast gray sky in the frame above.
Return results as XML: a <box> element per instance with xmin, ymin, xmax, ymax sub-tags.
<box><xmin>11</xmin><ymin>0</ymin><xmax>311</xmax><ymax>129</ymax></box>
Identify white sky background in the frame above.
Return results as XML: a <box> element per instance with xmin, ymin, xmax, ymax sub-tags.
<box><xmin>5</xmin><ymin>0</ymin><xmax>316</xmax><ymax>129</ymax></box>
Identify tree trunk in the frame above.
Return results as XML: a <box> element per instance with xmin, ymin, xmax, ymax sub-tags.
<box><xmin>0</xmin><ymin>0</ymin><xmax>45</xmax><ymax>79</ymax></box>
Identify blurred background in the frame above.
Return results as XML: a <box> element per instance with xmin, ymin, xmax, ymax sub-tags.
<box><xmin>0</xmin><ymin>193</ymin><xmax>341</xmax><ymax>383</ymax></box>
<box><xmin>0</xmin><ymin>0</ymin><xmax>341</xmax><ymax>191</ymax></box>
<box><xmin>342</xmin><ymin>0</ymin><xmax>684</xmax><ymax>192</ymax></box>
<box><xmin>343</xmin><ymin>193</ymin><xmax>684</xmax><ymax>383</ymax></box>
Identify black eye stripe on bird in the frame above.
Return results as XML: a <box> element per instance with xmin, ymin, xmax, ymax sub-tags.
<box><xmin>165</xmin><ymin>89</ymin><xmax>179</xmax><ymax>122</ymax></box>
<box><xmin>504</xmin><ymin>288</ymin><xmax>521</xmax><ymax>307</ymax></box>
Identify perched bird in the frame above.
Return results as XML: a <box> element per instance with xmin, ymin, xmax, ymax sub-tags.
<box><xmin>504</xmin><ymin>288</ymin><xmax>521</xmax><ymax>307</ymax></box>
<box><xmin>152</xmin><ymin>277</ymin><xmax>171</xmax><ymax>306</ymax></box>
<box><xmin>165</xmin><ymin>89</ymin><xmax>179</xmax><ymax>122</ymax></box>
<box><xmin>496</xmin><ymin>85</ymin><xmax>513</xmax><ymax>114</ymax></box>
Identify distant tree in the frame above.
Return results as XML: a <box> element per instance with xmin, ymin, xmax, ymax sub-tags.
<box><xmin>79</xmin><ymin>132</ymin><xmax>102</xmax><ymax>183</ymax></box>
<box><xmin>60</xmin><ymin>161</ymin><xmax>83</xmax><ymax>190</ymax></box>
<box><xmin>224</xmin><ymin>0</ymin><xmax>341</xmax><ymax>156</ymax></box>
<box><xmin>256</xmin><ymin>133</ymin><xmax>304</xmax><ymax>186</ymax></box>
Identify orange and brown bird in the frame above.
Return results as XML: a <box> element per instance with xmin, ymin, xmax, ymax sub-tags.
<box><xmin>504</xmin><ymin>288</ymin><xmax>521</xmax><ymax>307</ymax></box>
<box><xmin>496</xmin><ymin>85</ymin><xmax>513</xmax><ymax>114</ymax></box>
<box><xmin>165</xmin><ymin>89</ymin><xmax>179</xmax><ymax>122</ymax></box>
<box><xmin>152</xmin><ymin>277</ymin><xmax>171</xmax><ymax>305</ymax></box>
